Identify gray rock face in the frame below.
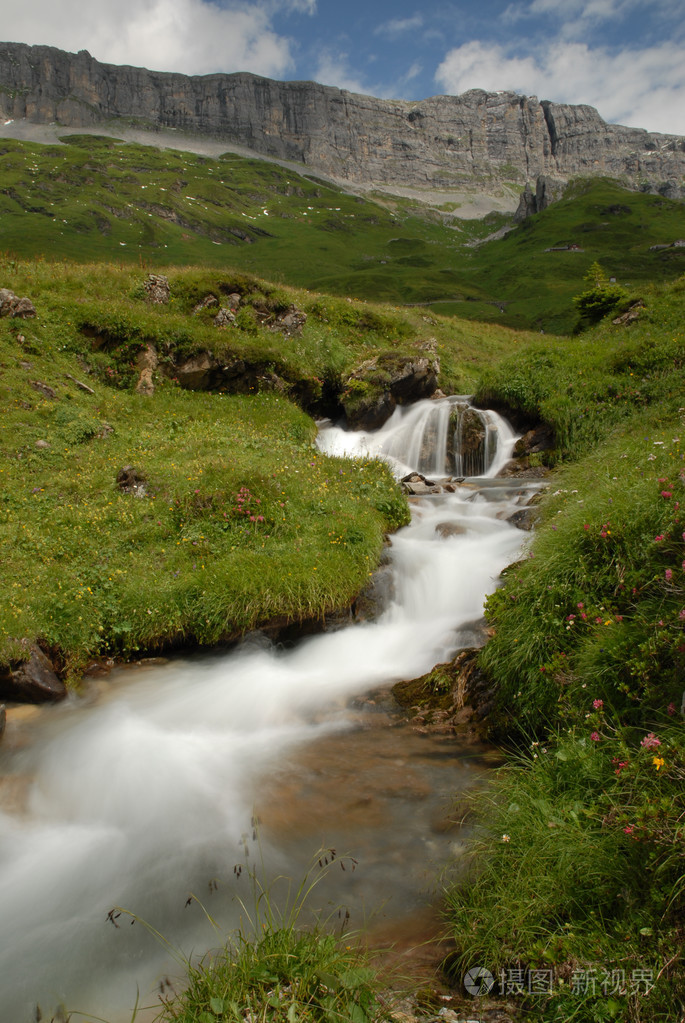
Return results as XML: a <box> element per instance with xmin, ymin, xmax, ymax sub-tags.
<box><xmin>1</xmin><ymin>43</ymin><xmax>684</xmax><ymax>198</ymax></box>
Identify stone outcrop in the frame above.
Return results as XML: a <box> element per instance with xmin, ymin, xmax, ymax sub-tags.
<box><xmin>343</xmin><ymin>353</ymin><xmax>440</xmax><ymax>430</ymax></box>
<box><xmin>143</xmin><ymin>274</ymin><xmax>170</xmax><ymax>304</ymax></box>
<box><xmin>1</xmin><ymin>43</ymin><xmax>684</xmax><ymax>199</ymax></box>
<box><xmin>0</xmin><ymin>287</ymin><xmax>36</xmax><ymax>318</ymax></box>
<box><xmin>0</xmin><ymin>645</ymin><xmax>67</xmax><ymax>703</ymax></box>
<box><xmin>514</xmin><ymin>174</ymin><xmax>566</xmax><ymax>221</ymax></box>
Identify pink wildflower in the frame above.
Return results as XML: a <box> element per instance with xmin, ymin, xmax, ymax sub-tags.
<box><xmin>665</xmin><ymin>569</ymin><xmax>673</xmax><ymax>582</ymax></box>
<box><xmin>623</xmin><ymin>825</ymin><xmax>635</xmax><ymax>834</ymax></box>
<box><xmin>661</xmin><ymin>490</ymin><xmax>672</xmax><ymax>499</ymax></box>
<box><xmin>641</xmin><ymin>733</ymin><xmax>661</xmax><ymax>749</ymax></box>
<box><xmin>593</xmin><ymin>699</ymin><xmax>604</xmax><ymax>709</ymax></box>
<box><xmin>590</xmin><ymin>732</ymin><xmax>601</xmax><ymax>742</ymax></box>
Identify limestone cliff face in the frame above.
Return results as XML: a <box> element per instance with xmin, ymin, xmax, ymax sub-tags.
<box><xmin>1</xmin><ymin>42</ymin><xmax>684</xmax><ymax>198</ymax></box>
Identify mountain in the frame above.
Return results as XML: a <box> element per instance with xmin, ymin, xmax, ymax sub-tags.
<box><xmin>1</xmin><ymin>41</ymin><xmax>685</xmax><ymax>206</ymax></box>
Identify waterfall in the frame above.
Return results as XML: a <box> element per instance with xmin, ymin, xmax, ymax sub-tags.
<box><xmin>0</xmin><ymin>399</ymin><xmax>531</xmax><ymax>1023</ymax></box>
<box><xmin>317</xmin><ymin>397</ymin><xmax>517</xmax><ymax>480</ymax></box>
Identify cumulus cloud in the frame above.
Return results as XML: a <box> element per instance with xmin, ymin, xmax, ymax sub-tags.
<box><xmin>4</xmin><ymin>0</ymin><xmax>300</xmax><ymax>78</ymax></box>
<box><xmin>435</xmin><ymin>39</ymin><xmax>685</xmax><ymax>134</ymax></box>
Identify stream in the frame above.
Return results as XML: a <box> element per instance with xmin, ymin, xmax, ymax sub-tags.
<box><xmin>0</xmin><ymin>397</ymin><xmax>537</xmax><ymax>1022</ymax></box>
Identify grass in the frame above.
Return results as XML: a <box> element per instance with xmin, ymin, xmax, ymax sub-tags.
<box><xmin>474</xmin><ymin>273</ymin><xmax>685</xmax><ymax>460</ymax></box>
<box><xmin>1</xmin><ymin>135</ymin><xmax>684</xmax><ymax>331</ymax></box>
<box><xmin>444</xmin><ymin>725</ymin><xmax>685</xmax><ymax>1021</ymax></box>
<box><xmin>442</xmin><ymin>275</ymin><xmax>685</xmax><ymax>1022</ymax></box>
<box><xmin>1</xmin><ymin>257</ymin><xmax>426</xmax><ymax>679</ymax></box>
<box><xmin>160</xmin><ymin>928</ymin><xmax>386</xmax><ymax>1023</ymax></box>
<box><xmin>157</xmin><ymin>853</ymin><xmax>388</xmax><ymax>1023</ymax></box>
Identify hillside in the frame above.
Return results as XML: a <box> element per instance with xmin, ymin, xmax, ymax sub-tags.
<box><xmin>1</xmin><ymin>134</ymin><xmax>685</xmax><ymax>334</ymax></box>
<box><xmin>0</xmin><ymin>255</ymin><xmax>545</xmax><ymax>679</ymax></box>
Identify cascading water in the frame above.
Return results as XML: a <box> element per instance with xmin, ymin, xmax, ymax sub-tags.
<box><xmin>0</xmin><ymin>398</ymin><xmax>535</xmax><ymax>1023</ymax></box>
<box><xmin>316</xmin><ymin>396</ymin><xmax>517</xmax><ymax>480</ymax></box>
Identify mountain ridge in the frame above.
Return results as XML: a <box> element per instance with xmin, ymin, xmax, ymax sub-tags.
<box><xmin>1</xmin><ymin>41</ymin><xmax>685</xmax><ymax>203</ymax></box>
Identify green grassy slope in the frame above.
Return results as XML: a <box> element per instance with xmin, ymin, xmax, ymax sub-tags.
<box><xmin>1</xmin><ymin>136</ymin><xmax>684</xmax><ymax>332</ymax></box>
<box><xmin>0</xmin><ymin>255</ymin><xmax>546</xmax><ymax>677</ymax></box>
<box><xmin>456</xmin><ymin>178</ymin><xmax>685</xmax><ymax>334</ymax></box>
<box><xmin>445</xmin><ymin>275</ymin><xmax>685</xmax><ymax>1021</ymax></box>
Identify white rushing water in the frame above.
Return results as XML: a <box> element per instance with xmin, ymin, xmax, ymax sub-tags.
<box><xmin>0</xmin><ymin>399</ymin><xmax>534</xmax><ymax>1022</ymax></box>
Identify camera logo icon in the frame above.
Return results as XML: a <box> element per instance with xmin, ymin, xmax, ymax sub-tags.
<box><xmin>463</xmin><ymin>966</ymin><xmax>496</xmax><ymax>996</ymax></box>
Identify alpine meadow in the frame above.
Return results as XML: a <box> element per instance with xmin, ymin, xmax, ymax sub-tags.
<box><xmin>0</xmin><ymin>43</ymin><xmax>684</xmax><ymax>1023</ymax></box>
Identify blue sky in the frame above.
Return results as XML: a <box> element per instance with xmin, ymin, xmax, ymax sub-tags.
<box><xmin>6</xmin><ymin>0</ymin><xmax>685</xmax><ymax>133</ymax></box>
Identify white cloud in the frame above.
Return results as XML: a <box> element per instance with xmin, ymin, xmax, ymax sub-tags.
<box><xmin>313</xmin><ymin>50</ymin><xmax>372</xmax><ymax>94</ymax></box>
<box><xmin>503</xmin><ymin>0</ymin><xmax>674</xmax><ymax>26</ymax></box>
<box><xmin>373</xmin><ymin>15</ymin><xmax>424</xmax><ymax>38</ymax></box>
<box><xmin>435</xmin><ymin>39</ymin><xmax>685</xmax><ymax>134</ymax></box>
<box><xmin>404</xmin><ymin>61</ymin><xmax>422</xmax><ymax>83</ymax></box>
<box><xmin>4</xmin><ymin>0</ymin><xmax>300</xmax><ymax>78</ymax></box>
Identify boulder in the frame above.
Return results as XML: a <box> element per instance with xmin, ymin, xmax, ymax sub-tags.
<box><xmin>507</xmin><ymin>505</ymin><xmax>539</xmax><ymax>531</ymax></box>
<box><xmin>171</xmin><ymin>350</ymin><xmax>248</xmax><ymax>390</ymax></box>
<box><xmin>31</xmin><ymin>380</ymin><xmax>57</xmax><ymax>399</ymax></box>
<box><xmin>143</xmin><ymin>274</ymin><xmax>170</xmax><ymax>304</ymax></box>
<box><xmin>344</xmin><ymin>391</ymin><xmax>396</xmax><ymax>432</ymax></box>
<box><xmin>269</xmin><ymin>307</ymin><xmax>307</xmax><ymax>336</ymax></box>
<box><xmin>401</xmin><ymin>471</ymin><xmax>441</xmax><ymax>496</ymax></box>
<box><xmin>214</xmin><ymin>307</ymin><xmax>237</xmax><ymax>327</ymax></box>
<box><xmin>513</xmin><ymin>423</ymin><xmax>555</xmax><ymax>458</ymax></box>
<box><xmin>612</xmin><ymin>301</ymin><xmax>644</xmax><ymax>326</ymax></box>
<box><xmin>435</xmin><ymin>521</ymin><xmax>466</xmax><ymax>538</ymax></box>
<box><xmin>0</xmin><ymin>288</ymin><xmax>36</xmax><ymax>318</ymax></box>
<box><xmin>0</xmin><ymin>646</ymin><xmax>67</xmax><ymax>703</ymax></box>
<box><xmin>353</xmin><ymin>564</ymin><xmax>396</xmax><ymax>622</ymax></box>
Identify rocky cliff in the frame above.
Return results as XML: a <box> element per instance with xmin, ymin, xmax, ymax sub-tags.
<box><xmin>1</xmin><ymin>41</ymin><xmax>684</xmax><ymax>199</ymax></box>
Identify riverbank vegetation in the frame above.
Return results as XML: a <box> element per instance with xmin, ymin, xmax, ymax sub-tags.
<box><xmin>445</xmin><ymin>275</ymin><xmax>685</xmax><ymax>1021</ymax></box>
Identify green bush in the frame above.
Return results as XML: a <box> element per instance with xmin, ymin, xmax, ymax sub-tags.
<box><xmin>573</xmin><ymin>261</ymin><xmax>629</xmax><ymax>331</ymax></box>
